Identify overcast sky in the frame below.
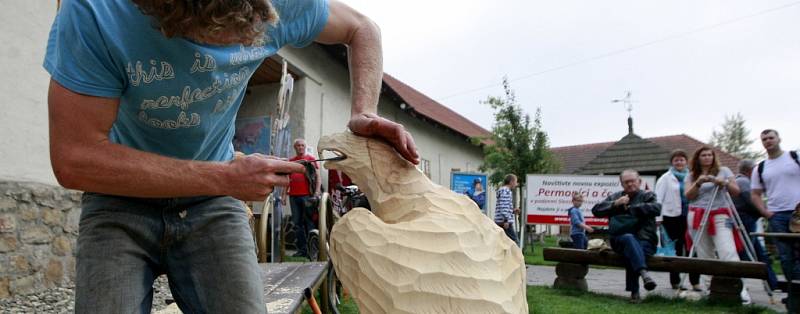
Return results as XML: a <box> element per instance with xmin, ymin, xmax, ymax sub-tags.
<box><xmin>339</xmin><ymin>0</ymin><xmax>800</xmax><ymax>153</ymax></box>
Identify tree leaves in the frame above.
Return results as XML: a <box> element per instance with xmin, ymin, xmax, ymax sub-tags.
<box><xmin>475</xmin><ymin>77</ymin><xmax>560</xmax><ymax>188</ymax></box>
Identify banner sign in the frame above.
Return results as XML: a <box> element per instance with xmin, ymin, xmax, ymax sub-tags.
<box><xmin>451</xmin><ymin>172</ymin><xmax>488</xmax><ymax>212</ymax></box>
<box><xmin>525</xmin><ymin>174</ymin><xmax>656</xmax><ymax>226</ymax></box>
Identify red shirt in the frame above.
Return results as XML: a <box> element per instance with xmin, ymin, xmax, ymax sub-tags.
<box><xmin>288</xmin><ymin>154</ymin><xmax>318</xmax><ymax>196</ymax></box>
<box><xmin>328</xmin><ymin>169</ymin><xmax>353</xmax><ymax>191</ymax></box>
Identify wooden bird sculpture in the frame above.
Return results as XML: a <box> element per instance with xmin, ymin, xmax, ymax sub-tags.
<box><xmin>319</xmin><ymin>132</ymin><xmax>527</xmax><ymax>314</ymax></box>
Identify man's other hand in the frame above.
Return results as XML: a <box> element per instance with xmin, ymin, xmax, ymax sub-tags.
<box><xmin>226</xmin><ymin>154</ymin><xmax>305</xmax><ymax>201</ymax></box>
<box><xmin>348</xmin><ymin>113</ymin><xmax>419</xmax><ymax>164</ymax></box>
<box><xmin>614</xmin><ymin>195</ymin><xmax>630</xmax><ymax>207</ymax></box>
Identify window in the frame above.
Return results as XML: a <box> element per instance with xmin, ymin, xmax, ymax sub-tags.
<box><xmin>418</xmin><ymin>158</ymin><xmax>431</xmax><ymax>178</ymax></box>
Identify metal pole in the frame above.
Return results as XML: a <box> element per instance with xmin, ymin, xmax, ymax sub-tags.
<box><xmin>676</xmin><ymin>185</ymin><xmax>720</xmax><ymax>294</ymax></box>
<box><xmin>721</xmin><ymin>191</ymin><xmax>775</xmax><ymax>299</ymax></box>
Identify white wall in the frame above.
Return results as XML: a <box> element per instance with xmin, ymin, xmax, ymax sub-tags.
<box><xmin>0</xmin><ymin>2</ymin><xmax>59</xmax><ymax>185</ymax></box>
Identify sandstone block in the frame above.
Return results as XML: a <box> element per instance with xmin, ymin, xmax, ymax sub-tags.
<box><xmin>42</xmin><ymin>209</ymin><xmax>64</xmax><ymax>226</ymax></box>
<box><xmin>45</xmin><ymin>259</ymin><xmax>63</xmax><ymax>286</ymax></box>
<box><xmin>10</xmin><ymin>255</ymin><xmax>31</xmax><ymax>274</ymax></box>
<box><xmin>21</xmin><ymin>226</ymin><xmax>52</xmax><ymax>244</ymax></box>
<box><xmin>11</xmin><ymin>275</ymin><xmax>36</xmax><ymax>295</ymax></box>
<box><xmin>0</xmin><ymin>214</ymin><xmax>16</xmax><ymax>233</ymax></box>
<box><xmin>52</xmin><ymin>236</ymin><xmax>72</xmax><ymax>256</ymax></box>
<box><xmin>0</xmin><ymin>236</ymin><xmax>17</xmax><ymax>252</ymax></box>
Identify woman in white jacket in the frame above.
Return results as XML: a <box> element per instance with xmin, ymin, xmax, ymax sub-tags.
<box><xmin>655</xmin><ymin>149</ymin><xmax>700</xmax><ymax>290</ymax></box>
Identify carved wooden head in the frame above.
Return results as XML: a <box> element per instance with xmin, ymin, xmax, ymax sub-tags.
<box><xmin>318</xmin><ymin>132</ymin><xmax>432</xmax><ymax>207</ymax></box>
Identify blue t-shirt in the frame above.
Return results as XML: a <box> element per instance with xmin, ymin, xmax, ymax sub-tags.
<box><xmin>44</xmin><ymin>0</ymin><xmax>329</xmax><ymax>161</ymax></box>
<box><xmin>568</xmin><ymin>207</ymin><xmax>585</xmax><ymax>236</ymax></box>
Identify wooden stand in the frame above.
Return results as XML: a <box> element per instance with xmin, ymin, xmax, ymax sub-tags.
<box><xmin>552</xmin><ymin>241</ymin><xmax>588</xmax><ymax>291</ymax></box>
<box><xmin>708</xmin><ymin>276</ymin><xmax>743</xmax><ymax>303</ymax></box>
<box><xmin>553</xmin><ymin>262</ymin><xmax>589</xmax><ymax>291</ymax></box>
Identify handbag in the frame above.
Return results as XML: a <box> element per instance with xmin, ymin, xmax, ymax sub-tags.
<box><xmin>656</xmin><ymin>225</ymin><xmax>676</xmax><ymax>257</ymax></box>
<box><xmin>790</xmin><ymin>208</ymin><xmax>800</xmax><ymax>233</ymax></box>
<box><xmin>608</xmin><ymin>213</ymin><xmax>639</xmax><ymax>236</ymax></box>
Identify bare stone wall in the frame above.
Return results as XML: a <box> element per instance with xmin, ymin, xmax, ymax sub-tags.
<box><xmin>0</xmin><ymin>181</ymin><xmax>81</xmax><ymax>299</ymax></box>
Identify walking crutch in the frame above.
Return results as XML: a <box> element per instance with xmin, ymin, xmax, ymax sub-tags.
<box><xmin>676</xmin><ymin>185</ymin><xmax>720</xmax><ymax>295</ymax></box>
<box><xmin>721</xmin><ymin>190</ymin><xmax>776</xmax><ymax>303</ymax></box>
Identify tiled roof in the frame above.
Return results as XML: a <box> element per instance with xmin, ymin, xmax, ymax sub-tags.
<box><xmin>552</xmin><ymin>134</ymin><xmax>741</xmax><ymax>174</ymax></box>
<box><xmin>551</xmin><ymin>141</ymin><xmax>614</xmax><ymax>174</ymax></box>
<box><xmin>382</xmin><ymin>73</ymin><xmax>491</xmax><ymax>140</ymax></box>
<box><xmin>577</xmin><ymin>133</ymin><xmax>671</xmax><ymax>175</ymax></box>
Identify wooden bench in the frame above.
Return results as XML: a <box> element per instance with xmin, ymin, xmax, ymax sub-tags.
<box><xmin>261</xmin><ymin>262</ymin><xmax>330</xmax><ymax>314</ymax></box>
<box><xmin>774</xmin><ymin>280</ymin><xmax>800</xmax><ymax>311</ymax></box>
<box><xmin>543</xmin><ymin>247</ymin><xmax>768</xmax><ymax>302</ymax></box>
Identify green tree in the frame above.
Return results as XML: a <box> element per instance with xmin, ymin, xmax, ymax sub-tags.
<box><xmin>476</xmin><ymin>77</ymin><xmax>559</xmax><ymax>188</ymax></box>
<box><xmin>709</xmin><ymin>113</ymin><xmax>763</xmax><ymax>160</ymax></box>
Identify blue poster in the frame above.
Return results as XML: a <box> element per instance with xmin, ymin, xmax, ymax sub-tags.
<box><xmin>451</xmin><ymin>172</ymin><xmax>488</xmax><ymax>211</ymax></box>
<box><xmin>233</xmin><ymin>116</ymin><xmax>271</xmax><ymax>155</ymax></box>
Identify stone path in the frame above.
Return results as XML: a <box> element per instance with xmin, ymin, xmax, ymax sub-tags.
<box><xmin>527</xmin><ymin>264</ymin><xmax>786</xmax><ymax>312</ymax></box>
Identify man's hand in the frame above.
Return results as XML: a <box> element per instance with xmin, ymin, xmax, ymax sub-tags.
<box><xmin>614</xmin><ymin>195</ymin><xmax>630</xmax><ymax>207</ymax></box>
<box><xmin>348</xmin><ymin>113</ymin><xmax>419</xmax><ymax>164</ymax></box>
<box><xmin>503</xmin><ymin>222</ymin><xmax>510</xmax><ymax>229</ymax></box>
<box><xmin>225</xmin><ymin>154</ymin><xmax>305</xmax><ymax>201</ymax></box>
<box><xmin>513</xmin><ymin>207</ymin><xmax>521</xmax><ymax>215</ymax></box>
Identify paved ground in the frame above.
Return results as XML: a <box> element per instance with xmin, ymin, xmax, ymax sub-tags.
<box><xmin>527</xmin><ymin>264</ymin><xmax>786</xmax><ymax>312</ymax></box>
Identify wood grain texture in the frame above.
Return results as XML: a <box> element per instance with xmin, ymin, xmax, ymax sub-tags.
<box><xmin>319</xmin><ymin>132</ymin><xmax>527</xmax><ymax>314</ymax></box>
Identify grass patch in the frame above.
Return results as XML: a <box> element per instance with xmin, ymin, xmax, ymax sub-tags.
<box><xmin>304</xmin><ymin>285</ymin><xmax>776</xmax><ymax>314</ymax></box>
<box><xmin>523</xmin><ymin>236</ymin><xmax>559</xmax><ymax>266</ymax></box>
<box><xmin>283</xmin><ymin>255</ymin><xmax>311</xmax><ymax>263</ymax></box>
<box><xmin>530</xmin><ymin>285</ymin><xmax>776</xmax><ymax>314</ymax></box>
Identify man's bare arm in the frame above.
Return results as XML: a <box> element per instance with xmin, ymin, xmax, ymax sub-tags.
<box><xmin>48</xmin><ymin>80</ymin><xmax>304</xmax><ymax>200</ymax></box>
<box><xmin>315</xmin><ymin>0</ymin><xmax>419</xmax><ymax>164</ymax></box>
<box><xmin>751</xmin><ymin>189</ymin><xmax>772</xmax><ymax>218</ymax></box>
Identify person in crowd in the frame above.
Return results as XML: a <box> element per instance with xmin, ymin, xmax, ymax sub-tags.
<box><xmin>468</xmin><ymin>178</ymin><xmax>487</xmax><ymax>213</ymax></box>
<box><xmin>685</xmin><ymin>146</ymin><xmax>750</xmax><ymax>304</ymax></box>
<box><xmin>568</xmin><ymin>193</ymin><xmax>593</xmax><ymax>249</ymax></box>
<box><xmin>654</xmin><ymin>149</ymin><xmax>700</xmax><ymax>290</ymax></box>
<box><xmin>495</xmin><ymin>174</ymin><xmax>521</xmax><ymax>244</ymax></box>
<box><xmin>751</xmin><ymin>129</ymin><xmax>800</xmax><ymax>284</ymax></box>
<box><xmin>593</xmin><ymin>169</ymin><xmax>661</xmax><ymax>303</ymax></box>
<box><xmin>286</xmin><ymin>138</ymin><xmax>321</xmax><ymax>258</ymax></box>
<box><xmin>734</xmin><ymin>159</ymin><xmax>778</xmax><ymax>290</ymax></box>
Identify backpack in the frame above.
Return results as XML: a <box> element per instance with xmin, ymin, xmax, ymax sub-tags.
<box><xmin>758</xmin><ymin>151</ymin><xmax>800</xmax><ymax>192</ymax></box>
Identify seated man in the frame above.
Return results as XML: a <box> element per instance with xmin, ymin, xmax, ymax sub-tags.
<box><xmin>592</xmin><ymin>169</ymin><xmax>661</xmax><ymax>302</ymax></box>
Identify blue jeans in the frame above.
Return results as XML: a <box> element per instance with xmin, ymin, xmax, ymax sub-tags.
<box><xmin>739</xmin><ymin>212</ymin><xmax>778</xmax><ymax>289</ymax></box>
<box><xmin>571</xmin><ymin>233</ymin><xmax>588</xmax><ymax>250</ymax></box>
<box><xmin>290</xmin><ymin>195</ymin><xmax>316</xmax><ymax>255</ymax></box>
<box><xmin>769</xmin><ymin>211</ymin><xmax>800</xmax><ymax>281</ymax></box>
<box><xmin>503</xmin><ymin>224</ymin><xmax>519</xmax><ymax>245</ymax></box>
<box><xmin>611</xmin><ymin>234</ymin><xmax>655</xmax><ymax>293</ymax></box>
<box><xmin>75</xmin><ymin>193</ymin><xmax>265</xmax><ymax>314</ymax></box>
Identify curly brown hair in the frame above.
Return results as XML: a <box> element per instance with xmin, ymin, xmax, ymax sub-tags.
<box><xmin>690</xmin><ymin>146</ymin><xmax>720</xmax><ymax>180</ymax></box>
<box><xmin>132</xmin><ymin>0</ymin><xmax>279</xmax><ymax>46</ymax></box>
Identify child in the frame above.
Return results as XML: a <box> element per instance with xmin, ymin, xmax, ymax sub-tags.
<box><xmin>568</xmin><ymin>194</ymin><xmax>594</xmax><ymax>249</ymax></box>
